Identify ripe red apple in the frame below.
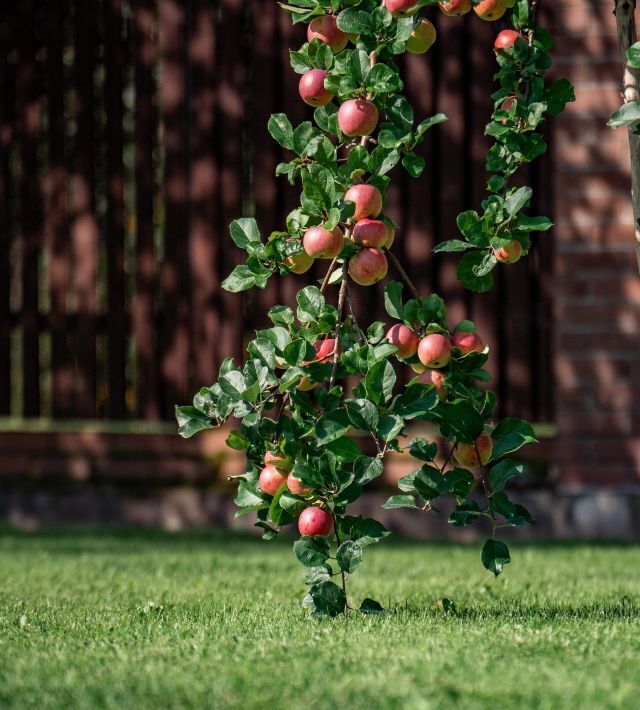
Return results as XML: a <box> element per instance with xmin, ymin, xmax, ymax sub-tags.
<box><xmin>493</xmin><ymin>239</ymin><xmax>523</xmax><ymax>264</ymax></box>
<box><xmin>439</xmin><ymin>0</ymin><xmax>471</xmax><ymax>16</ymax></box>
<box><xmin>419</xmin><ymin>369</ymin><xmax>448</xmax><ymax>401</ymax></box>
<box><xmin>494</xmin><ymin>29</ymin><xmax>525</xmax><ymax>51</ymax></box>
<box><xmin>298</xmin><ymin>506</ymin><xmax>334</xmax><ymax>537</ymax></box>
<box><xmin>284</xmin><ymin>250</ymin><xmax>314</xmax><ymax>274</ymax></box>
<box><xmin>384</xmin><ymin>0</ymin><xmax>420</xmax><ymax>17</ymax></box>
<box><xmin>344</xmin><ymin>184</ymin><xmax>383</xmax><ymax>221</ymax></box>
<box><xmin>303</xmin><ymin>225</ymin><xmax>344</xmax><ymax>259</ymax></box>
<box><xmin>264</xmin><ymin>451</ymin><xmax>294</xmax><ymax>472</ymax></box>
<box><xmin>406</xmin><ymin>19</ymin><xmax>437</xmax><ymax>54</ymax></box>
<box><xmin>338</xmin><ymin>99</ymin><xmax>379</xmax><ymax>137</ymax></box>
<box><xmin>313</xmin><ymin>337</ymin><xmax>340</xmax><ymax>363</ymax></box>
<box><xmin>451</xmin><ymin>330</ymin><xmax>485</xmax><ymax>355</ymax></box>
<box><xmin>348</xmin><ymin>248</ymin><xmax>388</xmax><ymax>286</ymax></box>
<box><xmin>386</xmin><ymin>324</ymin><xmax>419</xmax><ymax>358</ymax></box>
<box><xmin>382</xmin><ymin>222</ymin><xmax>395</xmax><ymax>248</ymax></box>
<box><xmin>298</xmin><ymin>68</ymin><xmax>334</xmax><ymax>107</ymax></box>
<box><xmin>418</xmin><ymin>333</ymin><xmax>451</xmax><ymax>368</ymax></box>
<box><xmin>454</xmin><ymin>433</ymin><xmax>493</xmax><ymax>467</ymax></box>
<box><xmin>307</xmin><ymin>15</ymin><xmax>348</xmax><ymax>53</ymax></box>
<box><xmin>352</xmin><ymin>218</ymin><xmax>388</xmax><ymax>248</ymax></box>
<box><xmin>287</xmin><ymin>473</ymin><xmax>312</xmax><ymax>496</ymax></box>
<box><xmin>474</xmin><ymin>0</ymin><xmax>509</xmax><ymax>21</ymax></box>
<box><xmin>258</xmin><ymin>464</ymin><xmax>287</xmax><ymax>496</ymax></box>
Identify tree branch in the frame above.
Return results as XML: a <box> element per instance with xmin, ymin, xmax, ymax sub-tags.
<box><xmin>613</xmin><ymin>0</ymin><xmax>640</xmax><ymax>270</ymax></box>
<box><xmin>386</xmin><ymin>249</ymin><xmax>420</xmax><ymax>300</ymax></box>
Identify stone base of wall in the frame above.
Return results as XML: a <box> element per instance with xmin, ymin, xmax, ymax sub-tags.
<box><xmin>3</xmin><ymin>485</ymin><xmax>640</xmax><ymax>541</ymax></box>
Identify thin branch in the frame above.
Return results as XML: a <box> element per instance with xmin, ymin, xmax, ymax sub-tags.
<box><xmin>331</xmin><ymin>512</ymin><xmax>349</xmax><ymax>614</ymax></box>
<box><xmin>346</xmin><ymin>281</ymin><xmax>366</xmax><ymax>343</ymax></box>
<box><xmin>527</xmin><ymin>0</ymin><xmax>539</xmax><ymax>45</ymax></box>
<box><xmin>386</xmin><ymin>249</ymin><xmax>420</xmax><ymax>300</ymax></box>
<box><xmin>320</xmin><ymin>256</ymin><xmax>340</xmax><ymax>293</ymax></box>
<box><xmin>329</xmin><ymin>264</ymin><xmax>349</xmax><ymax>388</ymax></box>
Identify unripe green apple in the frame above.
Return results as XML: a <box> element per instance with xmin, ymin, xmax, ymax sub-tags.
<box><xmin>348</xmin><ymin>248</ymin><xmax>388</xmax><ymax>286</ymax></box>
<box><xmin>406</xmin><ymin>19</ymin><xmax>437</xmax><ymax>54</ymax></box>
<box><xmin>338</xmin><ymin>99</ymin><xmax>379</xmax><ymax>137</ymax></box>
<box><xmin>417</xmin><ymin>333</ymin><xmax>452</xmax><ymax>368</ymax></box>
<box><xmin>307</xmin><ymin>15</ymin><xmax>348</xmax><ymax>53</ymax></box>
<box><xmin>303</xmin><ymin>226</ymin><xmax>344</xmax><ymax>259</ymax></box>
<box><xmin>298</xmin><ymin>506</ymin><xmax>333</xmax><ymax>536</ymax></box>
<box><xmin>454</xmin><ymin>433</ymin><xmax>493</xmax><ymax>467</ymax></box>
<box><xmin>284</xmin><ymin>250</ymin><xmax>314</xmax><ymax>274</ymax></box>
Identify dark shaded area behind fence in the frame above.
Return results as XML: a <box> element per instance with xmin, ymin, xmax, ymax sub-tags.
<box><xmin>0</xmin><ymin>1</ymin><xmax>554</xmax><ymax>423</ymax></box>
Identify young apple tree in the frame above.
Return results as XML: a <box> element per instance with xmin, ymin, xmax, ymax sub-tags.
<box><xmin>177</xmin><ymin>0</ymin><xmax>573</xmax><ymax>617</ymax></box>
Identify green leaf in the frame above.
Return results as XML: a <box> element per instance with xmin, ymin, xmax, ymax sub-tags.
<box><xmin>175</xmin><ymin>406</ymin><xmax>212</xmax><ymax>438</ymax></box>
<box><xmin>457</xmin><ymin>211</ymin><xmax>484</xmax><ymax>245</ymax></box>
<box><xmin>434</xmin><ymin>239</ymin><xmax>474</xmax><ymax>253</ymax></box>
<box><xmin>491</xmin><ymin>418</ymin><xmax>537</xmax><ymax>459</ymax></box>
<box><xmin>345</xmin><ymin>398</ymin><xmax>379</xmax><ymax>431</ymax></box>
<box><xmin>517</xmin><ymin>215</ymin><xmax>552</xmax><ymax>231</ymax></box>
<box><xmin>337</xmin><ymin>541</ymin><xmax>362</xmax><ymax>573</ymax></box>
<box><xmin>353</xmin><ymin>456</ymin><xmax>384</xmax><ymax>485</ymax></box>
<box><xmin>325</xmin><ymin>436</ymin><xmax>362</xmax><ymax>462</ymax></box>
<box><xmin>229</xmin><ymin>217</ymin><xmax>261</xmax><ymax>250</ymax></box>
<box><xmin>457</xmin><ymin>251</ymin><xmax>494</xmax><ymax>293</ymax></box>
<box><xmin>235</xmin><ymin>479</ymin><xmax>265</xmax><ymax>508</ymax></box>
<box><xmin>360</xmin><ymin>598</ymin><xmax>384</xmax><ymax>614</ymax></box>
<box><xmin>377</xmin><ymin>414</ymin><xmax>404</xmax><ymax>442</ymax></box>
<box><xmin>384</xmin><ymin>281</ymin><xmax>404</xmax><ymax>319</ymax></box>
<box><xmin>628</xmin><ymin>41</ymin><xmax>640</xmax><ymax>68</ymax></box>
<box><xmin>448</xmin><ymin>501</ymin><xmax>483</xmax><ymax>527</ymax></box>
<box><xmin>472</xmin><ymin>252</ymin><xmax>497</xmax><ymax>278</ymax></box>
<box><xmin>268</xmin><ymin>113</ymin><xmax>294</xmax><ymax>149</ymax></box>
<box><xmin>481</xmin><ymin>539</ymin><xmax>511</xmax><ymax>577</ymax></box>
<box><xmin>364</xmin><ymin>360</ymin><xmax>396</xmax><ymax>405</ymax></box>
<box><xmin>490</xmin><ymin>458</ymin><xmax>525</xmax><ymax>493</ymax></box>
<box><xmin>504</xmin><ymin>186</ymin><xmax>532</xmax><ymax>218</ymax></box>
<box><xmin>348</xmin><ymin>517</ymin><xmax>390</xmax><ymax>546</ymax></box>
<box><xmin>609</xmin><ymin>101</ymin><xmax>640</xmax><ymax>128</ymax></box>
<box><xmin>294</xmin><ymin>537</ymin><xmax>330</xmax><ymax>567</ymax></box>
<box><xmin>315</xmin><ymin>410</ymin><xmax>351</xmax><ymax>445</ymax></box>
<box><xmin>307</xmin><ymin>580</ymin><xmax>346</xmax><ymax>617</ymax></box>
<box><xmin>382</xmin><ymin>494</ymin><xmax>418</xmax><ymax>509</ymax></box>
<box><xmin>222</xmin><ymin>265</ymin><xmax>258</xmax><ymax>293</ymax></box>
<box><xmin>225</xmin><ymin>430</ymin><xmax>249</xmax><ymax>450</ymax></box>
<box><xmin>401</xmin><ymin>152</ymin><xmax>425</xmax><ymax>177</ymax></box>
<box><xmin>436</xmin><ymin>401</ymin><xmax>485</xmax><ymax>443</ymax></box>
<box><xmin>336</xmin><ymin>8</ymin><xmax>372</xmax><ymax>34</ymax></box>
<box><xmin>408</xmin><ymin>438</ymin><xmax>438</xmax><ymax>462</ymax></box>
<box><xmin>297</xmin><ymin>285</ymin><xmax>325</xmax><ymax>322</ymax></box>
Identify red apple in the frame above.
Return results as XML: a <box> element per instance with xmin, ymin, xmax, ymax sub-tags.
<box><xmin>417</xmin><ymin>333</ymin><xmax>452</xmax><ymax>368</ymax></box>
<box><xmin>264</xmin><ymin>451</ymin><xmax>294</xmax><ymax>472</ymax></box>
<box><xmin>258</xmin><ymin>464</ymin><xmax>287</xmax><ymax>496</ymax></box>
<box><xmin>406</xmin><ymin>19</ymin><xmax>437</xmax><ymax>54</ymax></box>
<box><xmin>298</xmin><ymin>506</ymin><xmax>334</xmax><ymax>536</ymax></box>
<box><xmin>386</xmin><ymin>324</ymin><xmax>419</xmax><ymax>358</ymax></box>
<box><xmin>307</xmin><ymin>15</ymin><xmax>348</xmax><ymax>53</ymax></box>
<box><xmin>454</xmin><ymin>433</ymin><xmax>493</xmax><ymax>467</ymax></box>
<box><xmin>338</xmin><ymin>99</ymin><xmax>379</xmax><ymax>137</ymax></box>
<box><xmin>382</xmin><ymin>222</ymin><xmax>395</xmax><ymax>248</ymax></box>
<box><xmin>352</xmin><ymin>218</ymin><xmax>388</xmax><ymax>248</ymax></box>
<box><xmin>474</xmin><ymin>0</ymin><xmax>509</xmax><ymax>21</ymax></box>
<box><xmin>439</xmin><ymin>0</ymin><xmax>472</xmax><ymax>16</ymax></box>
<box><xmin>344</xmin><ymin>184</ymin><xmax>383</xmax><ymax>221</ymax></box>
<box><xmin>384</xmin><ymin>0</ymin><xmax>420</xmax><ymax>17</ymax></box>
<box><xmin>287</xmin><ymin>473</ymin><xmax>312</xmax><ymax>496</ymax></box>
<box><xmin>303</xmin><ymin>225</ymin><xmax>344</xmax><ymax>259</ymax></box>
<box><xmin>419</xmin><ymin>369</ymin><xmax>448</xmax><ymax>401</ymax></box>
<box><xmin>493</xmin><ymin>239</ymin><xmax>523</xmax><ymax>264</ymax></box>
<box><xmin>451</xmin><ymin>330</ymin><xmax>485</xmax><ymax>355</ymax></box>
<box><xmin>298</xmin><ymin>68</ymin><xmax>334</xmax><ymax>107</ymax></box>
<box><xmin>313</xmin><ymin>337</ymin><xmax>340</xmax><ymax>363</ymax></box>
<box><xmin>494</xmin><ymin>29</ymin><xmax>525</xmax><ymax>51</ymax></box>
<box><xmin>348</xmin><ymin>248</ymin><xmax>388</xmax><ymax>286</ymax></box>
<box><xmin>284</xmin><ymin>250</ymin><xmax>314</xmax><ymax>274</ymax></box>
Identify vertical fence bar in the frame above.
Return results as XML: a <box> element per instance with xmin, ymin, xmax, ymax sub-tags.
<box><xmin>104</xmin><ymin>0</ymin><xmax>127</xmax><ymax>418</ymax></box>
<box><xmin>72</xmin><ymin>0</ymin><xmax>99</xmax><ymax>417</ymax></box>
<box><xmin>46</xmin><ymin>0</ymin><xmax>72</xmax><ymax>418</ymax></box>
<box><xmin>132</xmin><ymin>0</ymin><xmax>160</xmax><ymax>419</ymax></box>
<box><xmin>159</xmin><ymin>0</ymin><xmax>189</xmax><ymax>416</ymax></box>
<box><xmin>17</xmin><ymin>0</ymin><xmax>42</xmax><ymax>417</ymax></box>
<box><xmin>0</xmin><ymin>9</ymin><xmax>15</xmax><ymax>415</ymax></box>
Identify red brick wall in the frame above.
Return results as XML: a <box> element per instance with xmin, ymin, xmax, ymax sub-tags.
<box><xmin>551</xmin><ymin>1</ymin><xmax>640</xmax><ymax>485</ymax></box>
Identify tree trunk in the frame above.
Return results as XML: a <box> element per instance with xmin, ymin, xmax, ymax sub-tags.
<box><xmin>613</xmin><ymin>0</ymin><xmax>640</xmax><ymax>270</ymax></box>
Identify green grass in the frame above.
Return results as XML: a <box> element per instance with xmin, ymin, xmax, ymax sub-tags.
<box><xmin>1</xmin><ymin>529</ymin><xmax>639</xmax><ymax>709</ymax></box>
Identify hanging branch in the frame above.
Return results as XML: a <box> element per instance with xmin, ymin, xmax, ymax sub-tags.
<box><xmin>613</xmin><ymin>0</ymin><xmax>640</xmax><ymax>270</ymax></box>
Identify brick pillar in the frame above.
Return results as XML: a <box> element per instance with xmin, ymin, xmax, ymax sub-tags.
<box><xmin>551</xmin><ymin>1</ymin><xmax>640</xmax><ymax>486</ymax></box>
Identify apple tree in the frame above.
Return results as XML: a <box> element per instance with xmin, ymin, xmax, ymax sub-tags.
<box><xmin>177</xmin><ymin>0</ymin><xmax>574</xmax><ymax>617</ymax></box>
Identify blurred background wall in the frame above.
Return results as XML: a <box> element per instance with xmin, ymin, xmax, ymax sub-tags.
<box><xmin>0</xmin><ymin>1</ymin><xmax>638</xmax><ymax>535</ymax></box>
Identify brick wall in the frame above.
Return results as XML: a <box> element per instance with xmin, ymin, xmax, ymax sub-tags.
<box><xmin>551</xmin><ymin>1</ymin><xmax>640</xmax><ymax>486</ymax></box>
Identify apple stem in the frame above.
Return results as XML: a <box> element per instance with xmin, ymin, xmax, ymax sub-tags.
<box><xmin>386</xmin><ymin>249</ymin><xmax>420</xmax><ymax>300</ymax></box>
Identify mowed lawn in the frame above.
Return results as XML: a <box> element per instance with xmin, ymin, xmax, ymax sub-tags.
<box><xmin>1</xmin><ymin>529</ymin><xmax>639</xmax><ymax>709</ymax></box>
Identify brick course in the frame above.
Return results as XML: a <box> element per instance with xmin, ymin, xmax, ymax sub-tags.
<box><xmin>552</xmin><ymin>2</ymin><xmax>640</xmax><ymax>485</ymax></box>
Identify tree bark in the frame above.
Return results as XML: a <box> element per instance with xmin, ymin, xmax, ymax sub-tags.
<box><xmin>613</xmin><ymin>0</ymin><xmax>640</xmax><ymax>270</ymax></box>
